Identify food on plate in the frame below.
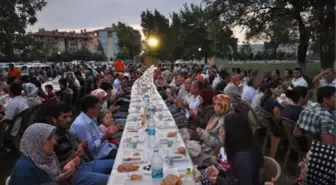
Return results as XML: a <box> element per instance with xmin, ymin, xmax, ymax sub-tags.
<box><xmin>117</xmin><ymin>164</ymin><xmax>139</xmax><ymax>172</ymax></box>
<box><xmin>130</xmin><ymin>174</ymin><xmax>143</xmax><ymax>180</ymax></box>
<box><xmin>175</xmin><ymin>147</ymin><xmax>186</xmax><ymax>155</ymax></box>
<box><xmin>167</xmin><ymin>131</ymin><xmax>177</xmax><ymax>137</ymax></box>
<box><xmin>160</xmin><ymin>174</ymin><xmax>182</xmax><ymax>185</ymax></box>
<box><xmin>142</xmin><ymin>164</ymin><xmax>151</xmax><ymax>172</ymax></box>
<box><xmin>133</xmin><ymin>152</ymin><xmax>141</xmax><ymax>156</ymax></box>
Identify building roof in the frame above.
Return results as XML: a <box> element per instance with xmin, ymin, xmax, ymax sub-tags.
<box><xmin>33</xmin><ymin>29</ymin><xmax>93</xmax><ymax>39</ymax></box>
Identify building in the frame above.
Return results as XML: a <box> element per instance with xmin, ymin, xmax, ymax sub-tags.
<box><xmin>32</xmin><ymin>28</ymin><xmax>93</xmax><ymax>53</ymax></box>
<box><xmin>87</xmin><ymin>27</ymin><xmax>119</xmax><ymax>60</ymax></box>
<box><xmin>33</xmin><ymin>27</ymin><xmax>120</xmax><ymax>60</ymax></box>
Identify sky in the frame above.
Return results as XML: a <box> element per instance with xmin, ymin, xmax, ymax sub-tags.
<box><xmin>28</xmin><ymin>0</ymin><xmax>245</xmax><ymax>42</ymax></box>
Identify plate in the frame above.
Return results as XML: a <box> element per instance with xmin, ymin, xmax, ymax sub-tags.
<box><xmin>161</xmin><ymin>148</ymin><xmax>186</xmax><ymax>161</ymax></box>
<box><xmin>111</xmin><ymin>173</ymin><xmax>126</xmax><ymax>185</ymax></box>
<box><xmin>122</xmin><ymin>150</ymin><xmax>147</xmax><ymax>164</ymax></box>
<box><xmin>139</xmin><ymin>163</ymin><xmax>151</xmax><ymax>175</ymax></box>
<box><xmin>123</xmin><ymin>133</ymin><xmax>146</xmax><ymax>143</ymax></box>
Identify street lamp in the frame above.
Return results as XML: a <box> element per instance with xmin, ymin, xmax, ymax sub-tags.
<box><xmin>198</xmin><ymin>48</ymin><xmax>202</xmax><ymax>52</ymax></box>
<box><xmin>147</xmin><ymin>37</ymin><xmax>159</xmax><ymax>49</ymax></box>
<box><xmin>57</xmin><ymin>51</ymin><xmax>61</xmax><ymax>55</ymax></box>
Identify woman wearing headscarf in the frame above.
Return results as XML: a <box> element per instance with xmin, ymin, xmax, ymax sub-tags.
<box><xmin>22</xmin><ymin>82</ymin><xmax>42</xmax><ymax>107</ymax></box>
<box><xmin>190</xmin><ymin>94</ymin><xmax>233</xmax><ymax>166</ymax></box>
<box><xmin>10</xmin><ymin>123</ymin><xmax>74</xmax><ymax>185</ymax></box>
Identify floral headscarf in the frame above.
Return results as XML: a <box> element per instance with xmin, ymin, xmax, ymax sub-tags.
<box><xmin>20</xmin><ymin>123</ymin><xmax>61</xmax><ymax>178</ymax></box>
<box><xmin>213</xmin><ymin>94</ymin><xmax>233</xmax><ymax>116</ymax></box>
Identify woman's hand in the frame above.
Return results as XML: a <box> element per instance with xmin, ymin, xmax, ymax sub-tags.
<box><xmin>56</xmin><ymin>168</ymin><xmax>75</xmax><ymax>181</ymax></box>
<box><xmin>196</xmin><ymin>127</ymin><xmax>205</xmax><ymax>136</ymax></box>
<box><xmin>206</xmin><ymin>165</ymin><xmax>219</xmax><ymax>184</ymax></box>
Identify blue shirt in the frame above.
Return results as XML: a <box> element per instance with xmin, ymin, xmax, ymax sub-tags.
<box><xmin>70</xmin><ymin>112</ymin><xmax>117</xmax><ymax>159</ymax></box>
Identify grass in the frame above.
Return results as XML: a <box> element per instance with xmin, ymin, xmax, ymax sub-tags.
<box><xmin>218</xmin><ymin>62</ymin><xmax>321</xmax><ymax>78</ymax></box>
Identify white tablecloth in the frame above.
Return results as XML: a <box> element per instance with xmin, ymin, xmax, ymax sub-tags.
<box><xmin>107</xmin><ymin>67</ymin><xmax>195</xmax><ymax>185</ymax></box>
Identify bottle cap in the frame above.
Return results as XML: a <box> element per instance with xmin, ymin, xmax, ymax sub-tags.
<box><xmin>186</xmin><ymin>168</ymin><xmax>191</xmax><ymax>175</ymax></box>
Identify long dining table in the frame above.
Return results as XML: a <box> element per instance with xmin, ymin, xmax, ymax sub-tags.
<box><xmin>107</xmin><ymin>66</ymin><xmax>197</xmax><ymax>185</ymax></box>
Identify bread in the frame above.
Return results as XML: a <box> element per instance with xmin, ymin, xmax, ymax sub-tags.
<box><xmin>160</xmin><ymin>174</ymin><xmax>182</xmax><ymax>185</ymax></box>
<box><xmin>130</xmin><ymin>174</ymin><xmax>143</xmax><ymax>180</ymax></box>
<box><xmin>167</xmin><ymin>131</ymin><xmax>177</xmax><ymax>137</ymax></box>
<box><xmin>117</xmin><ymin>164</ymin><xmax>139</xmax><ymax>172</ymax></box>
<box><xmin>176</xmin><ymin>147</ymin><xmax>186</xmax><ymax>155</ymax></box>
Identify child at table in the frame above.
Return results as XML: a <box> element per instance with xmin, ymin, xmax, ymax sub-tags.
<box><xmin>98</xmin><ymin>111</ymin><xmax>121</xmax><ymax>145</ymax></box>
<box><xmin>44</xmin><ymin>84</ymin><xmax>56</xmax><ymax>100</ymax></box>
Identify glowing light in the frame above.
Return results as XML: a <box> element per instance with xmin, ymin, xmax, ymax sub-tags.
<box><xmin>147</xmin><ymin>37</ymin><xmax>159</xmax><ymax>48</ymax></box>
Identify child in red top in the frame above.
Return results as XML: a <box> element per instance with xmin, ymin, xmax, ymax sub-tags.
<box><xmin>44</xmin><ymin>84</ymin><xmax>56</xmax><ymax>100</ymax></box>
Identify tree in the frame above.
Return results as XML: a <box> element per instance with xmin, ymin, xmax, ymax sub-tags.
<box><xmin>112</xmin><ymin>22</ymin><xmax>141</xmax><ymax>59</ymax></box>
<box><xmin>141</xmin><ymin>9</ymin><xmax>170</xmax><ymax>58</ymax></box>
<box><xmin>0</xmin><ymin>0</ymin><xmax>47</xmax><ymax>57</ymax></box>
<box><xmin>245</xmin><ymin>14</ymin><xmax>297</xmax><ymax>59</ymax></box>
<box><xmin>204</xmin><ymin>0</ymin><xmax>335</xmax><ymax>70</ymax></box>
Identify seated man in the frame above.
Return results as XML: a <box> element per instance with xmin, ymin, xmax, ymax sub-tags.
<box><xmin>71</xmin><ymin>95</ymin><xmax>118</xmax><ymax>160</ymax></box>
<box><xmin>56</xmin><ymin>78</ymin><xmax>74</xmax><ymax>104</ymax></box>
<box><xmin>294</xmin><ymin>86</ymin><xmax>336</xmax><ymax>145</ymax></box>
<box><xmin>5</xmin><ymin>83</ymin><xmax>29</xmax><ymax>136</ymax></box>
<box><xmin>282</xmin><ymin>86</ymin><xmax>308</xmax><ymax>122</ymax></box>
<box><xmin>49</xmin><ymin>102</ymin><xmax>113</xmax><ymax>185</ymax></box>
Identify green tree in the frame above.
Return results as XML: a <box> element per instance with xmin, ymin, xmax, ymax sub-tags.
<box><xmin>141</xmin><ymin>9</ymin><xmax>170</xmax><ymax>58</ymax></box>
<box><xmin>204</xmin><ymin>0</ymin><xmax>335</xmax><ymax>70</ymax></box>
<box><xmin>112</xmin><ymin>22</ymin><xmax>141</xmax><ymax>59</ymax></box>
<box><xmin>0</xmin><ymin>0</ymin><xmax>47</xmax><ymax>57</ymax></box>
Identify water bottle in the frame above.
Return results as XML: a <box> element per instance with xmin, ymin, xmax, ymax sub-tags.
<box><xmin>151</xmin><ymin>149</ymin><xmax>163</xmax><ymax>178</ymax></box>
<box><xmin>148</xmin><ymin>112</ymin><xmax>156</xmax><ymax>148</ymax></box>
<box><xmin>182</xmin><ymin>168</ymin><xmax>195</xmax><ymax>185</ymax></box>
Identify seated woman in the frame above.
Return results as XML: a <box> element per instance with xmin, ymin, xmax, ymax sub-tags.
<box><xmin>22</xmin><ymin>82</ymin><xmax>42</xmax><ymax>108</ymax></box>
<box><xmin>10</xmin><ymin>123</ymin><xmax>72</xmax><ymax>185</ymax></box>
<box><xmin>191</xmin><ymin>94</ymin><xmax>233</xmax><ymax>167</ymax></box>
<box><xmin>261</xmin><ymin>82</ymin><xmax>285</xmax><ymax>119</ymax></box>
<box><xmin>185</xmin><ymin>87</ymin><xmax>215</xmax><ymax>141</ymax></box>
<box><xmin>205</xmin><ymin>114</ymin><xmax>263</xmax><ymax>185</ymax></box>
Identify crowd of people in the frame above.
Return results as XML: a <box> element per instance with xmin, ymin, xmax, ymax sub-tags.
<box><xmin>0</xmin><ymin>61</ymin><xmax>335</xmax><ymax>185</ymax></box>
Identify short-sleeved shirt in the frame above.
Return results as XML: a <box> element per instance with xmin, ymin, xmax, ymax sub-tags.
<box><xmin>5</xmin><ymin>96</ymin><xmax>29</xmax><ymax>136</ymax></box>
<box><xmin>281</xmin><ymin>105</ymin><xmax>304</xmax><ymax>122</ymax></box>
<box><xmin>288</xmin><ymin>76</ymin><xmax>308</xmax><ymax>90</ymax></box>
<box><xmin>297</xmin><ymin>104</ymin><xmax>336</xmax><ymax>135</ymax></box>
<box><xmin>262</xmin><ymin>98</ymin><xmax>283</xmax><ymax>114</ymax></box>
<box><xmin>319</xmin><ymin>79</ymin><xmax>336</xmax><ymax>88</ymax></box>
<box><xmin>8</xmin><ymin>69</ymin><xmax>21</xmax><ymax>78</ymax></box>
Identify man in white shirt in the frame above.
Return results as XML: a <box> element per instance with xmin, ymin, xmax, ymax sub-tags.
<box><xmin>113</xmin><ymin>72</ymin><xmax>124</xmax><ymax>93</ymax></box>
<box><xmin>288</xmin><ymin>68</ymin><xmax>308</xmax><ymax>90</ymax></box>
<box><xmin>5</xmin><ymin>83</ymin><xmax>29</xmax><ymax>136</ymax></box>
<box><xmin>312</xmin><ymin>68</ymin><xmax>336</xmax><ymax>88</ymax></box>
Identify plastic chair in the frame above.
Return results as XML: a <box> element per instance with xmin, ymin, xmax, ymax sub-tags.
<box><xmin>260</xmin><ymin>156</ymin><xmax>281</xmax><ymax>183</ymax></box>
<box><xmin>258</xmin><ymin>107</ymin><xmax>285</xmax><ymax>158</ymax></box>
<box><xmin>238</xmin><ymin>100</ymin><xmax>263</xmax><ymax>134</ymax></box>
<box><xmin>281</xmin><ymin>117</ymin><xmax>306</xmax><ymax>169</ymax></box>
